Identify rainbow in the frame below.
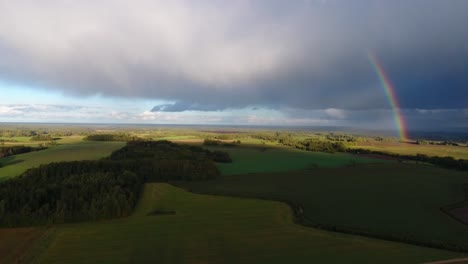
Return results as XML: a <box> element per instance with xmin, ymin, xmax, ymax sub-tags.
<box><xmin>368</xmin><ymin>52</ymin><xmax>409</xmax><ymax>141</ymax></box>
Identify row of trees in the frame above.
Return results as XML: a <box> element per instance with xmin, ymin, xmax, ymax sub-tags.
<box><xmin>347</xmin><ymin>148</ymin><xmax>468</xmax><ymax>170</ymax></box>
<box><xmin>0</xmin><ymin>145</ymin><xmax>47</xmax><ymax>158</ymax></box>
<box><xmin>30</xmin><ymin>134</ymin><xmax>54</xmax><ymax>141</ymax></box>
<box><xmin>203</xmin><ymin>139</ymin><xmax>241</xmax><ymax>147</ymax></box>
<box><xmin>280</xmin><ymin>138</ymin><xmax>347</xmax><ymax>153</ymax></box>
<box><xmin>326</xmin><ymin>134</ymin><xmax>357</xmax><ymax>142</ymax></box>
<box><xmin>416</xmin><ymin>140</ymin><xmax>462</xmax><ymax>146</ymax></box>
<box><xmin>85</xmin><ymin>134</ymin><xmax>140</xmax><ymax>141</ymax></box>
<box><xmin>0</xmin><ymin>140</ymin><xmax>231</xmax><ymax>227</ymax></box>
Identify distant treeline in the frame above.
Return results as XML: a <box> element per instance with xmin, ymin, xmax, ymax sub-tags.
<box><xmin>416</xmin><ymin>139</ymin><xmax>463</xmax><ymax>146</ymax></box>
<box><xmin>0</xmin><ymin>145</ymin><xmax>47</xmax><ymax>159</ymax></box>
<box><xmin>203</xmin><ymin>139</ymin><xmax>241</xmax><ymax>148</ymax></box>
<box><xmin>85</xmin><ymin>133</ymin><xmax>140</xmax><ymax>141</ymax></box>
<box><xmin>281</xmin><ymin>138</ymin><xmax>346</xmax><ymax>153</ymax></box>
<box><xmin>30</xmin><ymin>134</ymin><xmax>54</xmax><ymax>141</ymax></box>
<box><xmin>347</xmin><ymin>148</ymin><xmax>468</xmax><ymax>171</ymax></box>
<box><xmin>250</xmin><ymin>133</ymin><xmax>348</xmax><ymax>153</ymax></box>
<box><xmin>0</xmin><ymin>141</ymin><xmax>230</xmax><ymax>227</ymax></box>
<box><xmin>252</xmin><ymin>132</ymin><xmax>468</xmax><ymax>170</ymax></box>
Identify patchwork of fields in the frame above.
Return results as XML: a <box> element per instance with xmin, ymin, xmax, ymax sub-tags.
<box><xmin>22</xmin><ymin>183</ymin><xmax>460</xmax><ymax>264</ymax></box>
<box><xmin>0</xmin><ymin>138</ymin><xmax>467</xmax><ymax>263</ymax></box>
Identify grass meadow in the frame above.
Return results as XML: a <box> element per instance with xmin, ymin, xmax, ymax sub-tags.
<box><xmin>0</xmin><ymin>140</ymin><xmax>125</xmax><ymax>180</ymax></box>
<box><xmin>203</xmin><ymin>144</ymin><xmax>388</xmax><ymax>175</ymax></box>
<box><xmin>22</xmin><ymin>183</ymin><xmax>460</xmax><ymax>264</ymax></box>
<box><xmin>179</xmin><ymin>163</ymin><xmax>468</xmax><ymax>250</ymax></box>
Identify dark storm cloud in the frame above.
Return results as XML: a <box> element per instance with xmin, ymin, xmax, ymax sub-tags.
<box><xmin>151</xmin><ymin>102</ymin><xmax>222</xmax><ymax>112</ymax></box>
<box><xmin>0</xmin><ymin>0</ymin><xmax>467</xmax><ymax>111</ymax></box>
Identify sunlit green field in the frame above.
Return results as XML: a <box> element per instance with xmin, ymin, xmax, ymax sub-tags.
<box><xmin>204</xmin><ymin>145</ymin><xmax>388</xmax><ymax>175</ymax></box>
<box><xmin>0</xmin><ymin>140</ymin><xmax>125</xmax><ymax>180</ymax></box>
<box><xmin>0</xmin><ymin>136</ymin><xmax>85</xmax><ymax>147</ymax></box>
<box><xmin>157</xmin><ymin>135</ymin><xmax>199</xmax><ymax>140</ymax></box>
<box><xmin>179</xmin><ymin>163</ymin><xmax>468</xmax><ymax>250</ymax></box>
<box><xmin>29</xmin><ymin>183</ymin><xmax>460</xmax><ymax>264</ymax></box>
<box><xmin>0</xmin><ymin>136</ymin><xmax>32</xmax><ymax>142</ymax></box>
<box><xmin>351</xmin><ymin>141</ymin><xmax>468</xmax><ymax>159</ymax></box>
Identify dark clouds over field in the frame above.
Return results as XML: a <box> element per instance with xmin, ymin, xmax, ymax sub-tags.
<box><xmin>0</xmin><ymin>0</ymin><xmax>466</xmax><ymax>128</ymax></box>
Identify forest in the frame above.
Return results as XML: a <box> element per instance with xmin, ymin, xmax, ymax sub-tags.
<box><xmin>0</xmin><ymin>140</ymin><xmax>230</xmax><ymax>227</ymax></box>
<box><xmin>0</xmin><ymin>145</ymin><xmax>48</xmax><ymax>159</ymax></box>
<box><xmin>85</xmin><ymin>133</ymin><xmax>139</xmax><ymax>141</ymax></box>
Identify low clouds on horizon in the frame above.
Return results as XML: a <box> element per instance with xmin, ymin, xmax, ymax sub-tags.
<box><xmin>1</xmin><ymin>104</ymin><xmax>466</xmax><ymax>132</ymax></box>
<box><xmin>0</xmin><ymin>0</ymin><xmax>467</xmax><ymax>127</ymax></box>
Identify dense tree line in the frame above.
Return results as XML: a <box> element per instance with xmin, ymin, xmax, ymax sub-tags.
<box><xmin>416</xmin><ymin>139</ymin><xmax>461</xmax><ymax>146</ymax></box>
<box><xmin>0</xmin><ymin>145</ymin><xmax>47</xmax><ymax>158</ymax></box>
<box><xmin>30</xmin><ymin>134</ymin><xmax>53</xmax><ymax>141</ymax></box>
<box><xmin>347</xmin><ymin>148</ymin><xmax>468</xmax><ymax>171</ymax></box>
<box><xmin>203</xmin><ymin>139</ymin><xmax>240</xmax><ymax>147</ymax></box>
<box><xmin>85</xmin><ymin>133</ymin><xmax>140</xmax><ymax>141</ymax></box>
<box><xmin>0</xmin><ymin>126</ymin><xmax>93</xmax><ymax>138</ymax></box>
<box><xmin>111</xmin><ymin>140</ymin><xmax>232</xmax><ymax>164</ymax></box>
<box><xmin>0</xmin><ymin>141</ymin><xmax>230</xmax><ymax>227</ymax></box>
<box><xmin>326</xmin><ymin>134</ymin><xmax>357</xmax><ymax>142</ymax></box>
<box><xmin>0</xmin><ymin>171</ymin><xmax>141</xmax><ymax>226</ymax></box>
<box><xmin>281</xmin><ymin>138</ymin><xmax>346</xmax><ymax>153</ymax></box>
<box><xmin>250</xmin><ymin>132</ymin><xmax>349</xmax><ymax>153</ymax></box>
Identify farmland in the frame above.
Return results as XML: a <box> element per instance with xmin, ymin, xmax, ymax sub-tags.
<box><xmin>25</xmin><ymin>183</ymin><xmax>461</xmax><ymax>264</ymax></box>
<box><xmin>0</xmin><ymin>140</ymin><xmax>125</xmax><ymax>180</ymax></box>
<box><xmin>2</xmin><ymin>2</ymin><xmax>468</xmax><ymax>262</ymax></box>
<box><xmin>203</xmin><ymin>144</ymin><xmax>387</xmax><ymax>175</ymax></box>
<box><xmin>350</xmin><ymin>140</ymin><xmax>468</xmax><ymax>160</ymax></box>
<box><xmin>0</xmin><ymin>125</ymin><xmax>467</xmax><ymax>263</ymax></box>
<box><xmin>178</xmin><ymin>163</ymin><xmax>468</xmax><ymax>250</ymax></box>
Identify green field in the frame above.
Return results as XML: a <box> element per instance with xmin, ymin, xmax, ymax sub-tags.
<box><xmin>0</xmin><ymin>134</ymin><xmax>466</xmax><ymax>263</ymax></box>
<box><xmin>178</xmin><ymin>163</ymin><xmax>468</xmax><ymax>250</ymax></box>
<box><xmin>25</xmin><ymin>183</ymin><xmax>460</xmax><ymax>263</ymax></box>
<box><xmin>0</xmin><ymin>136</ymin><xmax>32</xmax><ymax>142</ymax></box>
<box><xmin>158</xmin><ymin>135</ymin><xmax>199</xmax><ymax>140</ymax></box>
<box><xmin>203</xmin><ymin>145</ymin><xmax>388</xmax><ymax>175</ymax></box>
<box><xmin>351</xmin><ymin>141</ymin><xmax>468</xmax><ymax>160</ymax></box>
<box><xmin>0</xmin><ymin>140</ymin><xmax>125</xmax><ymax>180</ymax></box>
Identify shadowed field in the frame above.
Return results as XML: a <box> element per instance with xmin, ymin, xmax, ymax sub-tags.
<box><xmin>0</xmin><ymin>227</ymin><xmax>44</xmax><ymax>264</ymax></box>
<box><xmin>178</xmin><ymin>163</ymin><xmax>468</xmax><ymax>250</ymax></box>
<box><xmin>26</xmin><ymin>183</ymin><xmax>460</xmax><ymax>263</ymax></box>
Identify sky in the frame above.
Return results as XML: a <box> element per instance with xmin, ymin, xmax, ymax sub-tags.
<box><xmin>0</xmin><ymin>0</ymin><xmax>467</xmax><ymax>132</ymax></box>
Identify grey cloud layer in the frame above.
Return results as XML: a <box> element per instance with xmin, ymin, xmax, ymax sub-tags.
<box><xmin>0</xmin><ymin>0</ymin><xmax>467</xmax><ymax>111</ymax></box>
